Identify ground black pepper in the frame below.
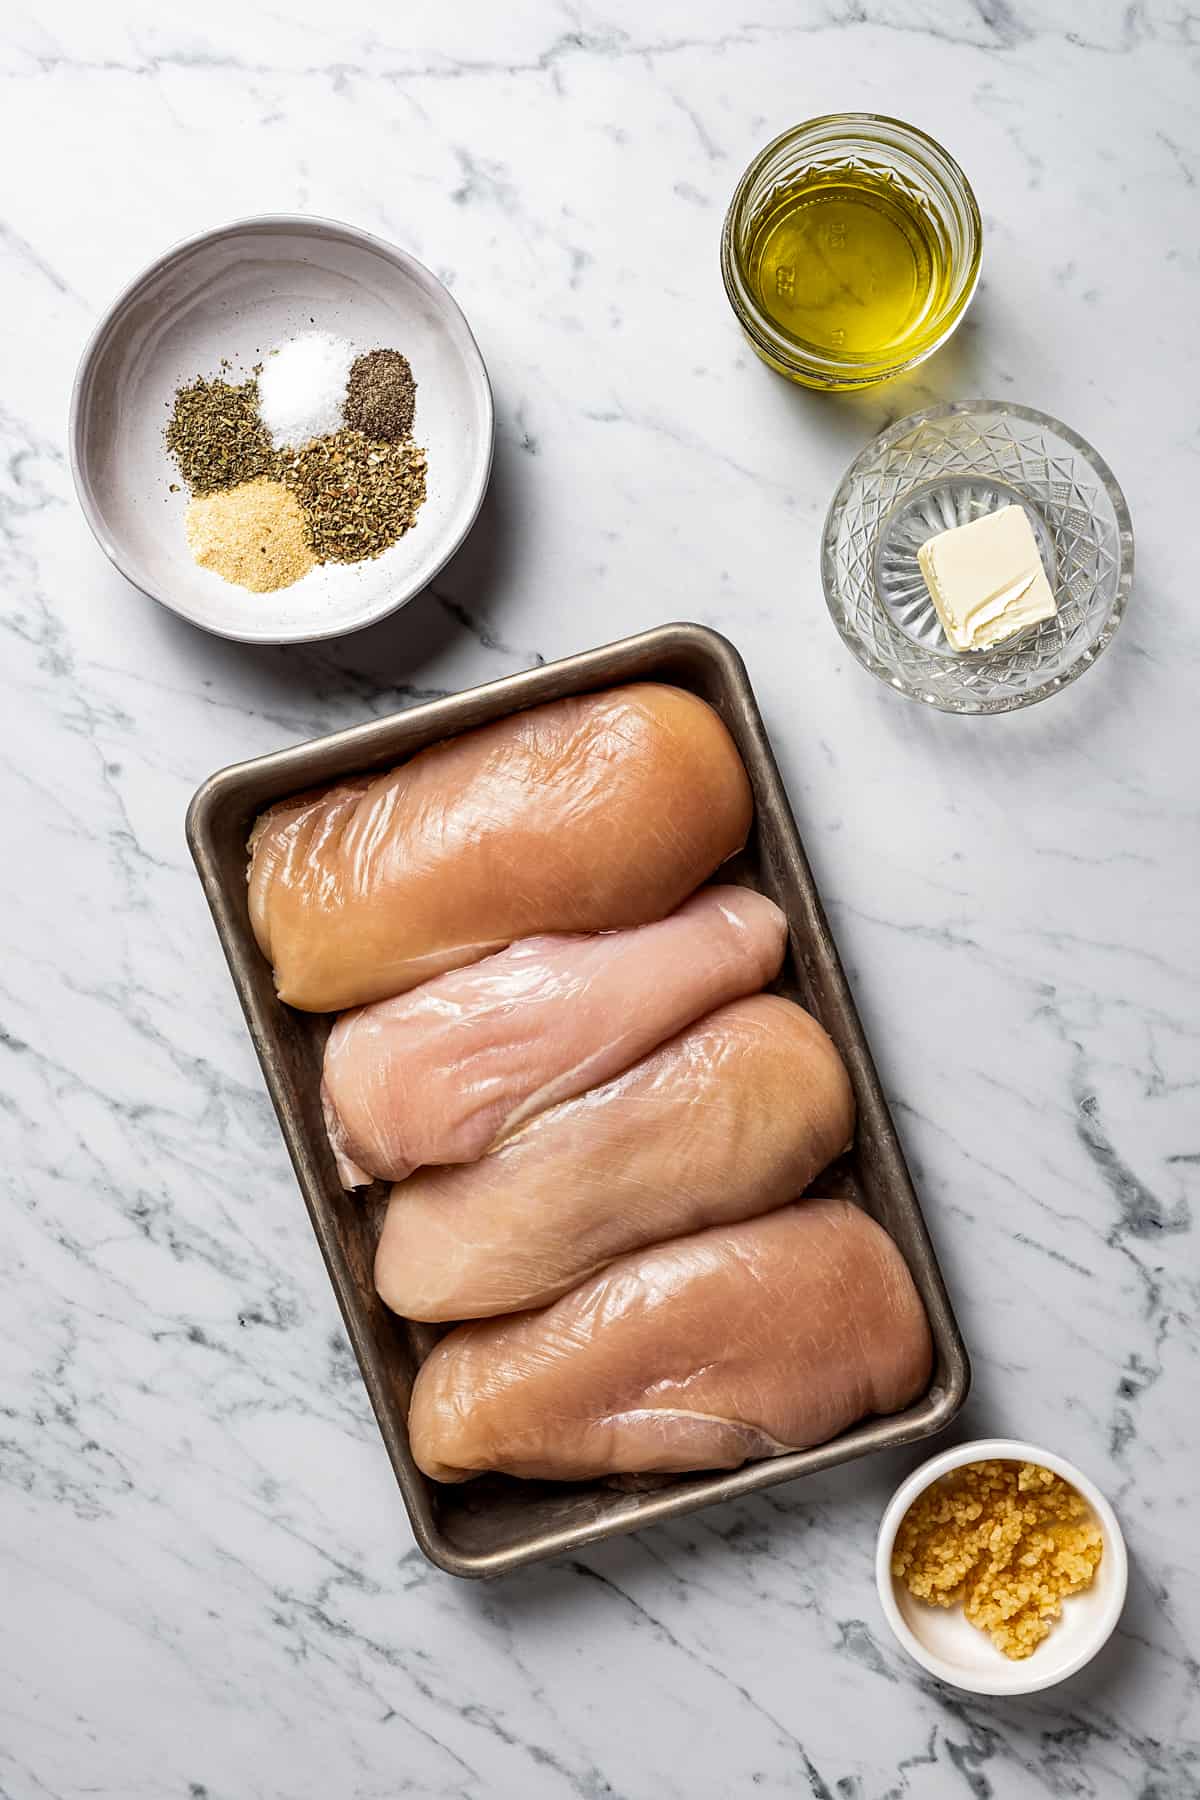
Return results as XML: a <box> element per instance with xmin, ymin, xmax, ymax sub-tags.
<box><xmin>343</xmin><ymin>349</ymin><xmax>417</xmax><ymax>442</ymax></box>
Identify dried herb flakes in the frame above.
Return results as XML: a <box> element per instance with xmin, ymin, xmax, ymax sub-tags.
<box><xmin>279</xmin><ymin>429</ymin><xmax>428</xmax><ymax>563</ymax></box>
<box><xmin>166</xmin><ymin>377</ymin><xmax>279</xmax><ymax>495</ymax></box>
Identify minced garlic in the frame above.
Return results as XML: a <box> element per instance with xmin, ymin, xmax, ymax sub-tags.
<box><xmin>892</xmin><ymin>1460</ymin><xmax>1104</xmax><ymax>1661</ymax></box>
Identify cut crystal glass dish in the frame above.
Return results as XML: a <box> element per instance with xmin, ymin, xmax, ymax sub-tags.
<box><xmin>821</xmin><ymin>401</ymin><xmax>1134</xmax><ymax>713</ymax></box>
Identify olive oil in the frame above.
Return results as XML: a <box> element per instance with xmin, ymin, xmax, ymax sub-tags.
<box><xmin>743</xmin><ymin>168</ymin><xmax>948</xmax><ymax>360</ymax></box>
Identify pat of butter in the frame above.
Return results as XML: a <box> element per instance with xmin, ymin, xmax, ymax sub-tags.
<box><xmin>917</xmin><ymin>505</ymin><xmax>1058</xmax><ymax>652</ymax></box>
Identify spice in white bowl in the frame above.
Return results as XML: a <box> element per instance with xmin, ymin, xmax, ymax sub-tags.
<box><xmin>345</xmin><ymin>348</ymin><xmax>417</xmax><ymax>442</ymax></box>
<box><xmin>184</xmin><ymin>479</ymin><xmax>314</xmax><ymax>593</ymax></box>
<box><xmin>257</xmin><ymin>331</ymin><xmax>356</xmax><ymax>449</ymax></box>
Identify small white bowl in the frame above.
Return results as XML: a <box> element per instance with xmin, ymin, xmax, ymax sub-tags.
<box><xmin>876</xmin><ymin>1438</ymin><xmax>1128</xmax><ymax>1696</ymax></box>
<box><xmin>70</xmin><ymin>214</ymin><xmax>494</xmax><ymax>644</ymax></box>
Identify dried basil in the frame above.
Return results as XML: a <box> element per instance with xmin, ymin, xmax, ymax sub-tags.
<box><xmin>165</xmin><ymin>377</ymin><xmax>279</xmax><ymax>494</ymax></box>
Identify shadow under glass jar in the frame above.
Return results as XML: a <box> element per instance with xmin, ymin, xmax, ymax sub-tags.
<box><xmin>721</xmin><ymin>115</ymin><xmax>982</xmax><ymax>390</ymax></box>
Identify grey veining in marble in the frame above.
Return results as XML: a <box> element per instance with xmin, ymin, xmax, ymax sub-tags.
<box><xmin>2</xmin><ymin>1</ymin><xmax>1197</xmax><ymax>1795</ymax></box>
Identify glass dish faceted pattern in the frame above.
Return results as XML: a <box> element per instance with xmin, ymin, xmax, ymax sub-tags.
<box><xmin>821</xmin><ymin>402</ymin><xmax>1134</xmax><ymax>713</ymax></box>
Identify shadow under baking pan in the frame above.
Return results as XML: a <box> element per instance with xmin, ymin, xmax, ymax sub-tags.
<box><xmin>186</xmin><ymin>621</ymin><xmax>970</xmax><ymax>1577</ymax></box>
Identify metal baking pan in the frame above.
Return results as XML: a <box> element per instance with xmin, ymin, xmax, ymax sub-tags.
<box><xmin>187</xmin><ymin>622</ymin><xmax>969</xmax><ymax>1576</ymax></box>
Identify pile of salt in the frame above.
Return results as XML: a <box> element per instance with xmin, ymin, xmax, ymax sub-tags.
<box><xmin>257</xmin><ymin>331</ymin><xmax>355</xmax><ymax>449</ymax></box>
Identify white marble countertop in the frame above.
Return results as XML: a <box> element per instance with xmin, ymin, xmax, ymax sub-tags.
<box><xmin>3</xmin><ymin>2</ymin><xmax>1197</xmax><ymax>1794</ymax></box>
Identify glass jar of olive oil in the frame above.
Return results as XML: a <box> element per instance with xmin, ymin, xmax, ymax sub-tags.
<box><xmin>721</xmin><ymin>115</ymin><xmax>982</xmax><ymax>390</ymax></box>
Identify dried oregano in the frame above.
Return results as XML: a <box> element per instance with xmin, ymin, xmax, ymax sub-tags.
<box><xmin>277</xmin><ymin>429</ymin><xmax>427</xmax><ymax>562</ymax></box>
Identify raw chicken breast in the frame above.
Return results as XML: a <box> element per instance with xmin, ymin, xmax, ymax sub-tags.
<box><xmin>376</xmin><ymin>993</ymin><xmax>855</xmax><ymax>1320</ymax></box>
<box><xmin>248</xmin><ymin>684</ymin><xmax>752</xmax><ymax>1013</ymax></box>
<box><xmin>322</xmin><ymin>885</ymin><xmax>788</xmax><ymax>1188</ymax></box>
<box><xmin>408</xmin><ymin>1198</ymin><xmax>933</xmax><ymax>1482</ymax></box>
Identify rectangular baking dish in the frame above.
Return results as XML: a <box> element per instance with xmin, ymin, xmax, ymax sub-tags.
<box><xmin>187</xmin><ymin>622</ymin><xmax>969</xmax><ymax>1576</ymax></box>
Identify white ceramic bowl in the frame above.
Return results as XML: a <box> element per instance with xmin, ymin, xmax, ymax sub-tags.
<box><xmin>70</xmin><ymin>215</ymin><xmax>494</xmax><ymax>644</ymax></box>
<box><xmin>876</xmin><ymin>1438</ymin><xmax>1128</xmax><ymax>1696</ymax></box>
